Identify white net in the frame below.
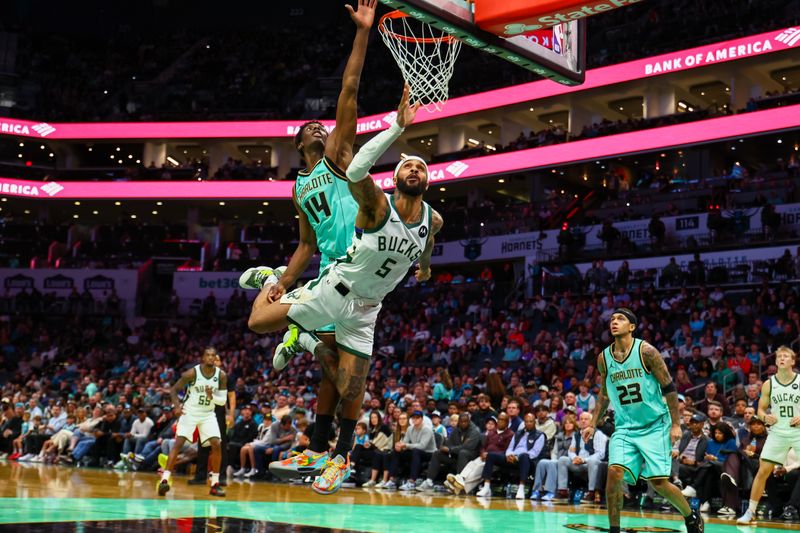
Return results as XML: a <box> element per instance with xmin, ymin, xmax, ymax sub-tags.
<box><xmin>379</xmin><ymin>13</ymin><xmax>462</xmax><ymax>112</ymax></box>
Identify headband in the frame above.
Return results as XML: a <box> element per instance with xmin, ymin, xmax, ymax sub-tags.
<box><xmin>394</xmin><ymin>156</ymin><xmax>429</xmax><ymax>178</ymax></box>
<box><xmin>613</xmin><ymin>307</ymin><xmax>638</xmax><ymax>326</ymax></box>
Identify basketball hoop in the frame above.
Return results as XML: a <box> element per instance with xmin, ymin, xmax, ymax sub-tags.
<box><xmin>378</xmin><ymin>10</ymin><xmax>462</xmax><ymax>112</ymax></box>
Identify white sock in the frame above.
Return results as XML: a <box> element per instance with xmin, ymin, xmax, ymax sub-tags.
<box><xmin>210</xmin><ymin>472</ymin><xmax>219</xmax><ymax>486</ymax></box>
<box><xmin>161</xmin><ymin>470</ymin><xmax>171</xmax><ymax>481</ymax></box>
<box><xmin>265</xmin><ymin>274</ymin><xmax>278</xmax><ymax>286</ymax></box>
<box><xmin>748</xmin><ymin>499</ymin><xmax>759</xmax><ymax>513</ymax></box>
<box><xmin>298</xmin><ymin>332</ymin><xmax>321</xmax><ymax>352</ymax></box>
<box><xmin>483</xmin><ymin>481</ymin><xmax>490</xmax><ymax>488</ymax></box>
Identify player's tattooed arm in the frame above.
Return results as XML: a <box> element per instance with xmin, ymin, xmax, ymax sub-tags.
<box><xmin>170</xmin><ymin>368</ymin><xmax>196</xmax><ymax>416</ymax></box>
<box><xmin>416</xmin><ymin>210</ymin><xmax>443</xmax><ymax>282</ymax></box>
<box><xmin>642</xmin><ymin>342</ymin><xmax>682</xmax><ymax>439</ymax></box>
<box><xmin>349</xmin><ymin>179</ymin><xmax>388</xmax><ymax>228</ymax></box>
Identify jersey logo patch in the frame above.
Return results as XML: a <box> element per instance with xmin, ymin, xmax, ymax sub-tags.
<box><xmin>419</xmin><ymin>225</ymin><xmax>428</xmax><ymax>238</ymax></box>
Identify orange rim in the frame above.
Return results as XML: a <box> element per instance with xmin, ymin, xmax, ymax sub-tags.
<box><xmin>378</xmin><ymin>10</ymin><xmax>458</xmax><ymax>44</ymax></box>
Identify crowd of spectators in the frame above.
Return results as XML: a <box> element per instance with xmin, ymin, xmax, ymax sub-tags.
<box><xmin>6</xmin><ymin>1</ymin><xmax>799</xmax><ymax>121</ymax></box>
<box><xmin>1</xmin><ymin>256</ymin><xmax>799</xmax><ymax>516</ymax></box>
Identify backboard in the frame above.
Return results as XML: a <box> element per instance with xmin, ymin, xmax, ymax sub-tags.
<box><xmin>378</xmin><ymin>0</ymin><xmax>586</xmax><ymax>85</ymax></box>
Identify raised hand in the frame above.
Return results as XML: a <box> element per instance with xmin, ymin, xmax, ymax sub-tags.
<box><xmin>346</xmin><ymin>0</ymin><xmax>377</xmax><ymax>30</ymax></box>
<box><xmin>396</xmin><ymin>84</ymin><xmax>422</xmax><ymax>129</ymax></box>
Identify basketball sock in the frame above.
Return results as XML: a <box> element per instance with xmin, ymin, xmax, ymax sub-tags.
<box><xmin>209</xmin><ymin>472</ymin><xmax>219</xmax><ymax>486</ymax></box>
<box><xmin>300</xmin><ymin>331</ymin><xmax>321</xmax><ymax>353</ymax></box>
<box><xmin>264</xmin><ymin>274</ymin><xmax>279</xmax><ymax>287</ymax></box>
<box><xmin>333</xmin><ymin>418</ymin><xmax>357</xmax><ymax>458</ymax></box>
<box><xmin>161</xmin><ymin>470</ymin><xmax>171</xmax><ymax>481</ymax></box>
<box><xmin>748</xmin><ymin>499</ymin><xmax>759</xmax><ymax>513</ymax></box>
<box><xmin>310</xmin><ymin>414</ymin><xmax>334</xmax><ymax>453</ymax></box>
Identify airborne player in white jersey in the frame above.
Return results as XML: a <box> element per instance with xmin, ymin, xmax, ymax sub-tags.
<box><xmin>158</xmin><ymin>347</ymin><xmax>228</xmax><ymax>497</ymax></box>
<box><xmin>247</xmin><ymin>85</ymin><xmax>442</xmax><ymax>494</ymax></box>
<box><xmin>738</xmin><ymin>346</ymin><xmax>800</xmax><ymax>523</ymax></box>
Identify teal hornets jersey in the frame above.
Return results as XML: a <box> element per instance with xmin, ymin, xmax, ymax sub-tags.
<box><xmin>603</xmin><ymin>338</ymin><xmax>668</xmax><ymax>430</ymax></box>
<box><xmin>294</xmin><ymin>156</ymin><xmax>359</xmax><ymax>269</ymax></box>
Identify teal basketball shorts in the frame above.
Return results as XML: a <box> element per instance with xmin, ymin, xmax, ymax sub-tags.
<box><xmin>608</xmin><ymin>416</ymin><xmax>672</xmax><ymax>484</ymax></box>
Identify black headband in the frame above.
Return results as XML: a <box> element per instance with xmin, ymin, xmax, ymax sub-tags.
<box><xmin>613</xmin><ymin>308</ymin><xmax>638</xmax><ymax>326</ymax></box>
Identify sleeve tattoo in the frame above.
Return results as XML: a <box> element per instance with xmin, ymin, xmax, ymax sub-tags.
<box><xmin>642</xmin><ymin>343</ymin><xmax>681</xmax><ymax>426</ymax></box>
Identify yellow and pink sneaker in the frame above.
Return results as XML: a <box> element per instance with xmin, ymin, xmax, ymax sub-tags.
<box><xmin>312</xmin><ymin>454</ymin><xmax>351</xmax><ymax>495</ymax></box>
<box><xmin>269</xmin><ymin>449</ymin><xmax>329</xmax><ymax>479</ymax></box>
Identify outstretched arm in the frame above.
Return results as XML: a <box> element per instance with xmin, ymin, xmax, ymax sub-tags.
<box><xmin>346</xmin><ymin>85</ymin><xmax>421</xmax><ymax>227</ymax></box>
<box><xmin>415</xmin><ymin>210</ymin><xmax>443</xmax><ymax>281</ymax></box>
<box><xmin>641</xmin><ymin>341</ymin><xmax>682</xmax><ymax>443</ymax></box>
<box><xmin>324</xmin><ymin>0</ymin><xmax>377</xmax><ymax>169</ymax></box>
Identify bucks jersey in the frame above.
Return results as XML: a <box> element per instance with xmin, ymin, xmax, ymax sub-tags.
<box><xmin>769</xmin><ymin>373</ymin><xmax>800</xmax><ymax>433</ymax></box>
<box><xmin>183</xmin><ymin>365</ymin><xmax>220</xmax><ymax>415</ymax></box>
<box><xmin>295</xmin><ymin>156</ymin><xmax>359</xmax><ymax>269</ymax></box>
<box><xmin>603</xmin><ymin>338</ymin><xmax>668</xmax><ymax>430</ymax></box>
<box><xmin>334</xmin><ymin>194</ymin><xmax>431</xmax><ymax>301</ymax></box>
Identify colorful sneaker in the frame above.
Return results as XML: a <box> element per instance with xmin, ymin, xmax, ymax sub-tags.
<box><xmin>312</xmin><ymin>454</ymin><xmax>351</xmax><ymax>495</ymax></box>
<box><xmin>273</xmin><ymin>324</ymin><xmax>306</xmax><ymax>371</ymax></box>
<box><xmin>157</xmin><ymin>478</ymin><xmax>171</xmax><ymax>496</ymax></box>
<box><xmin>209</xmin><ymin>483</ymin><xmax>225</xmax><ymax>497</ymax></box>
<box><xmin>269</xmin><ymin>449</ymin><xmax>330</xmax><ymax>479</ymax></box>
<box><xmin>157</xmin><ymin>453</ymin><xmax>168</xmax><ymax>471</ymax></box>
<box><xmin>239</xmin><ymin>265</ymin><xmax>286</xmax><ymax>290</ymax></box>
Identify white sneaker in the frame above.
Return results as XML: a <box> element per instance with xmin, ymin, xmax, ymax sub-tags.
<box><xmin>233</xmin><ymin>468</ymin><xmax>247</xmax><ymax>477</ymax></box>
<box><xmin>273</xmin><ymin>325</ymin><xmax>305</xmax><ymax>372</ymax></box>
<box><xmin>18</xmin><ymin>454</ymin><xmax>34</xmax><ymax>462</ymax></box>
<box><xmin>382</xmin><ymin>480</ymin><xmax>397</xmax><ymax>490</ymax></box>
<box><xmin>417</xmin><ymin>479</ymin><xmax>435</xmax><ymax>492</ymax></box>
<box><xmin>681</xmin><ymin>485</ymin><xmax>697</xmax><ymax>498</ymax></box>
<box><xmin>476</xmin><ymin>484</ymin><xmax>492</xmax><ymax>498</ymax></box>
<box><xmin>717</xmin><ymin>506</ymin><xmax>736</xmax><ymax>516</ymax></box>
<box><xmin>374</xmin><ymin>480</ymin><xmax>387</xmax><ymax>489</ymax></box>
<box><xmin>243</xmin><ymin>468</ymin><xmax>258</xmax><ymax>478</ymax></box>
<box><xmin>699</xmin><ymin>501</ymin><xmax>710</xmax><ymax>513</ymax></box>
<box><xmin>444</xmin><ymin>480</ymin><xmax>455</xmax><ymax>493</ymax></box>
<box><xmin>30</xmin><ymin>455</ymin><xmax>43</xmax><ymax>463</ymax></box>
<box><xmin>737</xmin><ymin>509</ymin><xmax>754</xmax><ymax>524</ymax></box>
<box><xmin>362</xmin><ymin>480</ymin><xmax>377</xmax><ymax>488</ymax></box>
<box><xmin>239</xmin><ymin>265</ymin><xmax>286</xmax><ymax>290</ymax></box>
<box><xmin>516</xmin><ymin>485</ymin><xmax>526</xmax><ymax>500</ymax></box>
<box><xmin>399</xmin><ymin>480</ymin><xmax>417</xmax><ymax>491</ymax></box>
<box><xmin>447</xmin><ymin>474</ymin><xmax>464</xmax><ymax>495</ymax></box>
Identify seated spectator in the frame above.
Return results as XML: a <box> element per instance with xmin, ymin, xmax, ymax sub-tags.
<box><xmin>695</xmin><ymin>383</ymin><xmax>729</xmax><ymax>416</ymax></box>
<box><xmin>476</xmin><ymin>413</ymin><xmax>547</xmax><ymax>499</ymax></box>
<box><xmin>674</xmin><ymin>412</ymin><xmax>708</xmax><ymax>493</ymax></box>
<box><xmin>0</xmin><ymin>402</ymin><xmax>23</xmax><ymax>458</ymax></box>
<box><xmin>505</xmin><ymin>400</ymin><xmax>523</xmax><ymax>433</ymax></box>
<box><xmin>88</xmin><ymin>406</ymin><xmax>123</xmax><ymax>467</ymax></box>
<box><xmin>556</xmin><ymin>411</ymin><xmax>608</xmax><ymax>504</ymax></box>
<box><xmin>417</xmin><ymin>412</ymin><xmax>480</xmax><ymax>491</ymax></box>
<box><xmin>119</xmin><ymin>407</ymin><xmax>154</xmax><ymax>460</ymax></box>
<box><xmin>361</xmin><ymin>411</ymin><xmax>400</xmax><ymax>488</ymax></box>
<box><xmin>445</xmin><ymin>413</ymin><xmax>514</xmax><ymax>495</ymax></box>
<box><xmin>683</xmin><ymin>422</ymin><xmax>737</xmax><ymax>512</ymax></box>
<box><xmin>703</xmin><ymin>402</ymin><xmax>726</xmax><ymax>434</ymax></box>
<box><xmin>531</xmin><ymin>414</ymin><xmax>578</xmax><ymax>501</ymax></box>
<box><xmin>470</xmin><ymin>394</ymin><xmax>497</xmax><ymax>430</ymax></box>
<box><xmin>234</xmin><ymin>418</ymin><xmax>271</xmax><ymax>478</ymax></box>
<box><xmin>388</xmin><ymin>410</ymin><xmax>436</xmax><ymax>491</ymax></box>
<box><xmin>534</xmin><ymin>404</ymin><xmax>557</xmax><ymax>442</ymax></box>
<box><xmin>718</xmin><ymin>415</ymin><xmax>768</xmax><ymax>516</ymax></box>
<box><xmin>225</xmin><ymin>405</ymin><xmax>258</xmax><ymax>471</ymax></box>
<box><xmin>766</xmin><ymin>449</ymin><xmax>800</xmax><ymax>521</ymax></box>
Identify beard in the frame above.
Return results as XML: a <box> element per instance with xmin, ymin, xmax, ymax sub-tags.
<box><xmin>396</xmin><ymin>177</ymin><xmax>425</xmax><ymax>197</ymax></box>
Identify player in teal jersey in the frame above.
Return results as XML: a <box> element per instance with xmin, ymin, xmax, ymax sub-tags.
<box><xmin>239</xmin><ymin>0</ymin><xmax>378</xmax><ymax>481</ymax></box>
<box><xmin>583</xmin><ymin>308</ymin><xmax>703</xmax><ymax>533</ymax></box>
